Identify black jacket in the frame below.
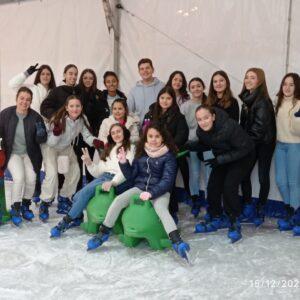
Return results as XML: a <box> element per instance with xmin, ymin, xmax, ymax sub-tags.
<box><xmin>213</xmin><ymin>97</ymin><xmax>240</xmax><ymax>122</ymax></box>
<box><xmin>239</xmin><ymin>89</ymin><xmax>276</xmax><ymax>144</ymax></box>
<box><xmin>144</xmin><ymin>104</ymin><xmax>189</xmax><ymax>148</ymax></box>
<box><xmin>40</xmin><ymin>85</ymin><xmax>79</xmax><ymax>119</ymax></box>
<box><xmin>188</xmin><ymin>108</ymin><xmax>254</xmax><ymax>165</ymax></box>
<box><xmin>0</xmin><ymin>106</ymin><xmax>47</xmax><ymax>173</ymax></box>
<box><xmin>100</xmin><ymin>89</ymin><xmax>127</xmax><ymax>105</ymax></box>
<box><xmin>78</xmin><ymin>87</ymin><xmax>109</xmax><ymax>136</ymax></box>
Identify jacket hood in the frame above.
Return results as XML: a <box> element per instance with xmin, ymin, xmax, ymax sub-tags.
<box><xmin>136</xmin><ymin>77</ymin><xmax>162</xmax><ymax>87</ymax></box>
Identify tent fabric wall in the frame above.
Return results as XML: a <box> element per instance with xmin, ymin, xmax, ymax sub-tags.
<box><xmin>0</xmin><ymin>0</ymin><xmax>112</xmax><ymax>109</ymax></box>
<box><xmin>118</xmin><ymin>0</ymin><xmax>292</xmax><ymax>98</ymax></box>
<box><xmin>118</xmin><ymin>0</ymin><xmax>298</xmax><ymax>202</ymax></box>
<box><xmin>290</xmin><ymin>0</ymin><xmax>300</xmax><ymax>72</ymax></box>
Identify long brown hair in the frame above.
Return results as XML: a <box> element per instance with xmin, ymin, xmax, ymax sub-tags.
<box><xmin>275</xmin><ymin>73</ymin><xmax>300</xmax><ymax>114</ymax></box>
<box><xmin>135</xmin><ymin>122</ymin><xmax>177</xmax><ymax>159</ymax></box>
<box><xmin>166</xmin><ymin>71</ymin><xmax>189</xmax><ymax>100</ymax></box>
<box><xmin>100</xmin><ymin>123</ymin><xmax>131</xmax><ymax>161</ymax></box>
<box><xmin>207</xmin><ymin>70</ymin><xmax>234</xmax><ymax>109</ymax></box>
<box><xmin>34</xmin><ymin>65</ymin><xmax>56</xmax><ymax>90</ymax></box>
<box><xmin>240</xmin><ymin>67</ymin><xmax>270</xmax><ymax>100</ymax></box>
<box><xmin>152</xmin><ymin>86</ymin><xmax>179</xmax><ymax>121</ymax></box>
<box><xmin>79</xmin><ymin>68</ymin><xmax>97</xmax><ymax>92</ymax></box>
<box><xmin>49</xmin><ymin>95</ymin><xmax>89</xmax><ymax>132</ymax></box>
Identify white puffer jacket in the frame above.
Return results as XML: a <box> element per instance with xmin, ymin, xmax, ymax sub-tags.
<box><xmin>9</xmin><ymin>72</ymin><xmax>49</xmax><ymax>114</ymax></box>
<box><xmin>87</xmin><ymin>144</ymin><xmax>135</xmax><ymax>186</ymax></box>
<box><xmin>98</xmin><ymin>114</ymin><xmax>140</xmax><ymax>144</ymax></box>
<box><xmin>47</xmin><ymin>116</ymin><xmax>95</xmax><ymax>150</ymax></box>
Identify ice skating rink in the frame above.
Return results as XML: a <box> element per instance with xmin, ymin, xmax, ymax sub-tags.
<box><xmin>0</xmin><ymin>203</ymin><xmax>299</xmax><ymax>300</ymax></box>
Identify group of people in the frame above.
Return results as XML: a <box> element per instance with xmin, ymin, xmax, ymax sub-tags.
<box><xmin>0</xmin><ymin>57</ymin><xmax>300</xmax><ymax>259</ymax></box>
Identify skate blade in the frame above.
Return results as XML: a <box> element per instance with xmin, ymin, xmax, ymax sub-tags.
<box><xmin>230</xmin><ymin>237</ymin><xmax>243</xmax><ymax>244</ymax></box>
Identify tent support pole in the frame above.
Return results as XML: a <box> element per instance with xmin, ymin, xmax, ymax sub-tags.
<box><xmin>285</xmin><ymin>0</ymin><xmax>293</xmax><ymax>73</ymax></box>
<box><xmin>102</xmin><ymin>0</ymin><xmax>120</xmax><ymax>75</ymax></box>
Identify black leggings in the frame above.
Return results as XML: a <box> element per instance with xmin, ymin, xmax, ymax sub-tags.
<box><xmin>241</xmin><ymin>142</ymin><xmax>275</xmax><ymax>206</ymax></box>
<box><xmin>207</xmin><ymin>151</ymin><xmax>256</xmax><ymax>220</ymax></box>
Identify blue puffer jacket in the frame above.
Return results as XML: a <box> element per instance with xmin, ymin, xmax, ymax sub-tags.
<box><xmin>119</xmin><ymin>151</ymin><xmax>177</xmax><ymax>199</ymax></box>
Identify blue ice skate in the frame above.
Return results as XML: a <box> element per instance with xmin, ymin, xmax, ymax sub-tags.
<box><xmin>172</xmin><ymin>241</ymin><xmax>190</xmax><ymax>261</ymax></box>
<box><xmin>87</xmin><ymin>232</ymin><xmax>110</xmax><ymax>251</ymax></box>
<box><xmin>227</xmin><ymin>222</ymin><xmax>242</xmax><ymax>243</ymax></box>
<box><xmin>10</xmin><ymin>206</ymin><xmax>22</xmax><ymax>226</ymax></box>
<box><xmin>50</xmin><ymin>217</ymin><xmax>71</xmax><ymax>238</ymax></box>
<box><xmin>39</xmin><ymin>202</ymin><xmax>49</xmax><ymax>221</ymax></box>
<box><xmin>21</xmin><ymin>204</ymin><xmax>34</xmax><ymax>221</ymax></box>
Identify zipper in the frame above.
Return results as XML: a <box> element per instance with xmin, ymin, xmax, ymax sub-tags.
<box><xmin>145</xmin><ymin>156</ymin><xmax>151</xmax><ymax>192</ymax></box>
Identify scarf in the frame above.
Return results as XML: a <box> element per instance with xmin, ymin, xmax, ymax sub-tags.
<box><xmin>144</xmin><ymin>143</ymin><xmax>169</xmax><ymax>158</ymax></box>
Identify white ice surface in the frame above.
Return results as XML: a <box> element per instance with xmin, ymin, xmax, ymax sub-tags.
<box><xmin>0</xmin><ymin>204</ymin><xmax>299</xmax><ymax>300</ymax></box>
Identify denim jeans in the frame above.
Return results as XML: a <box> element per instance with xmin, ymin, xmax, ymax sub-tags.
<box><xmin>275</xmin><ymin>142</ymin><xmax>300</xmax><ymax>210</ymax></box>
<box><xmin>68</xmin><ymin>172</ymin><xmax>115</xmax><ymax>219</ymax></box>
<box><xmin>188</xmin><ymin>152</ymin><xmax>211</xmax><ymax>197</ymax></box>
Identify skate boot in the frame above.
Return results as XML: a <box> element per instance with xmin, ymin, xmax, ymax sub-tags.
<box><xmin>278</xmin><ymin>205</ymin><xmax>294</xmax><ymax>231</ymax></box>
<box><xmin>87</xmin><ymin>225</ymin><xmax>111</xmax><ymax>250</ymax></box>
<box><xmin>252</xmin><ymin>203</ymin><xmax>265</xmax><ymax>227</ymax></box>
<box><xmin>10</xmin><ymin>202</ymin><xmax>22</xmax><ymax>226</ymax></box>
<box><xmin>191</xmin><ymin>195</ymin><xmax>201</xmax><ymax>218</ymax></box>
<box><xmin>68</xmin><ymin>213</ymin><xmax>84</xmax><ymax>228</ymax></box>
<box><xmin>50</xmin><ymin>215</ymin><xmax>72</xmax><ymax>238</ymax></box>
<box><xmin>228</xmin><ymin>221</ymin><xmax>242</xmax><ymax>243</ymax></box>
<box><xmin>169</xmin><ymin>230</ymin><xmax>190</xmax><ymax>262</ymax></box>
<box><xmin>195</xmin><ymin>215</ymin><xmax>229</xmax><ymax>233</ymax></box>
<box><xmin>39</xmin><ymin>201</ymin><xmax>50</xmax><ymax>221</ymax></box>
<box><xmin>21</xmin><ymin>199</ymin><xmax>34</xmax><ymax>221</ymax></box>
<box><xmin>239</xmin><ymin>202</ymin><xmax>256</xmax><ymax>222</ymax></box>
<box><xmin>56</xmin><ymin>196</ymin><xmax>72</xmax><ymax>214</ymax></box>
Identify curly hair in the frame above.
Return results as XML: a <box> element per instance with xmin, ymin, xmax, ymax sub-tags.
<box><xmin>135</xmin><ymin>122</ymin><xmax>177</xmax><ymax>158</ymax></box>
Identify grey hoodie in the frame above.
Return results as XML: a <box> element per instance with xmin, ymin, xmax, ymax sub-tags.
<box><xmin>127</xmin><ymin>77</ymin><xmax>165</xmax><ymax>121</ymax></box>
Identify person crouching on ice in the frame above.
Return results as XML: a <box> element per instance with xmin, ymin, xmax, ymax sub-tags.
<box><xmin>50</xmin><ymin>123</ymin><xmax>135</xmax><ymax>236</ymax></box>
<box><xmin>86</xmin><ymin>123</ymin><xmax>190</xmax><ymax>259</ymax></box>
<box><xmin>39</xmin><ymin>95</ymin><xmax>103</xmax><ymax>221</ymax></box>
